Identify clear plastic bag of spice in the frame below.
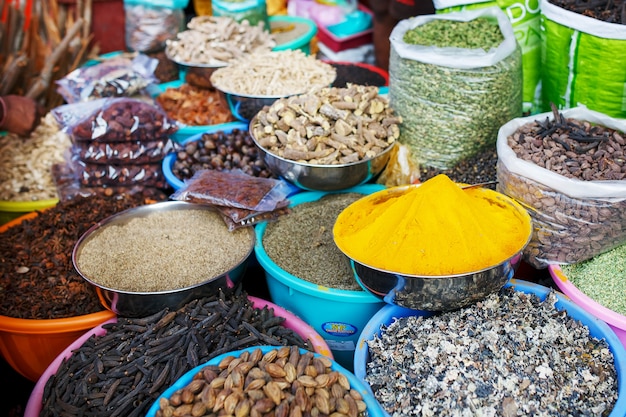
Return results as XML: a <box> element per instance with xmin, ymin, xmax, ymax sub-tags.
<box><xmin>124</xmin><ymin>0</ymin><xmax>188</xmax><ymax>53</ymax></box>
<box><xmin>216</xmin><ymin>205</ymin><xmax>291</xmax><ymax>231</ymax></box>
<box><xmin>496</xmin><ymin>106</ymin><xmax>626</xmax><ymax>268</ymax></box>
<box><xmin>71</xmin><ymin>138</ymin><xmax>179</xmax><ymax>165</ymax></box>
<box><xmin>388</xmin><ymin>7</ymin><xmax>523</xmax><ymax>170</ymax></box>
<box><xmin>55</xmin><ymin>54</ymin><xmax>159</xmax><ymax>104</ymax></box>
<box><xmin>52</xmin><ymin>98</ymin><xmax>178</xmax><ymax>143</ymax></box>
<box><xmin>171</xmin><ymin>169</ymin><xmax>293</xmax><ymax>212</ymax></box>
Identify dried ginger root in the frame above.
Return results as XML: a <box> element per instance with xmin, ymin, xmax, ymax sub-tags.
<box><xmin>251</xmin><ymin>85</ymin><xmax>402</xmax><ymax>165</ymax></box>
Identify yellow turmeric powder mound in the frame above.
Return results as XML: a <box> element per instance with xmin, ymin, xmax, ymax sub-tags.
<box><xmin>333</xmin><ymin>174</ymin><xmax>531</xmax><ymax>276</ymax></box>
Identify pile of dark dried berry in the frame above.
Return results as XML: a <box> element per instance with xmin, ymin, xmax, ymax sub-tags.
<box><xmin>330</xmin><ymin>63</ymin><xmax>387</xmax><ymax>88</ymax></box>
<box><xmin>420</xmin><ymin>146</ymin><xmax>498</xmax><ymax>187</ymax></box>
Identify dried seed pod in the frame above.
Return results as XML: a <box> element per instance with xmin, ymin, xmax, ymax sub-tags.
<box><xmin>266</xmin><ymin>362</ymin><xmax>288</xmax><ymax>378</ymax></box>
<box><xmin>314</xmin><ymin>393</ymin><xmax>331</xmax><ymax>415</ymax></box>
<box><xmin>246</xmin><ymin>378</ymin><xmax>267</xmax><ymax>391</ymax></box>
<box><xmin>172</xmin><ymin>404</ymin><xmax>193</xmax><ymax>417</ymax></box>
<box><xmin>235</xmin><ymin>398</ymin><xmax>252</xmax><ymax>417</ymax></box>
<box><xmin>264</xmin><ymin>381</ymin><xmax>283</xmax><ymax>405</ymax></box>
<box><xmin>191</xmin><ymin>401</ymin><xmax>207</xmax><ymax>417</ymax></box>
<box><xmin>284</xmin><ymin>362</ymin><xmax>297</xmax><ymax>383</ymax></box>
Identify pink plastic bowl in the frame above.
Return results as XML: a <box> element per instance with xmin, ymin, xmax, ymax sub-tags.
<box><xmin>24</xmin><ymin>296</ymin><xmax>332</xmax><ymax>417</ymax></box>
<box><xmin>549</xmin><ymin>265</ymin><xmax>626</xmax><ymax>347</ymax></box>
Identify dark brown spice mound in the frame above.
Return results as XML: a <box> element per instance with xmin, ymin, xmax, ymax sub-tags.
<box><xmin>419</xmin><ymin>146</ymin><xmax>498</xmax><ymax>187</ymax></box>
<box><xmin>0</xmin><ymin>190</ymin><xmax>167</xmax><ymax>319</ymax></box>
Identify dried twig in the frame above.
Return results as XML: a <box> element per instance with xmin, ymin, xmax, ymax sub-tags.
<box><xmin>26</xmin><ymin>17</ymin><xmax>84</xmax><ymax>100</ymax></box>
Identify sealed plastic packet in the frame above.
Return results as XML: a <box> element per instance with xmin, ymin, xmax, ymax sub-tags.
<box><xmin>171</xmin><ymin>169</ymin><xmax>293</xmax><ymax>212</ymax></box>
<box><xmin>124</xmin><ymin>0</ymin><xmax>188</xmax><ymax>53</ymax></box>
<box><xmin>56</xmin><ymin>54</ymin><xmax>159</xmax><ymax>103</ymax></box>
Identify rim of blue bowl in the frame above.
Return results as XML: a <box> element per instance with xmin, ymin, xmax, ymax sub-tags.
<box><xmin>353</xmin><ymin>278</ymin><xmax>626</xmax><ymax>417</ymax></box>
<box><xmin>254</xmin><ymin>184</ymin><xmax>386</xmax><ymax>303</ymax></box>
<box><xmin>162</xmin><ymin>121</ymin><xmax>250</xmax><ymax>190</ymax></box>
<box><xmin>145</xmin><ymin>345</ymin><xmax>386</xmax><ymax>417</ymax></box>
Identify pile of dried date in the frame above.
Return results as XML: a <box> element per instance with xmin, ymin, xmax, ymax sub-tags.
<box><xmin>157</xmin><ymin>346</ymin><xmax>368</xmax><ymax>417</ymax></box>
<box><xmin>251</xmin><ymin>85</ymin><xmax>401</xmax><ymax>165</ymax></box>
<box><xmin>66</xmin><ymin>98</ymin><xmax>178</xmax><ymax>189</ymax></box>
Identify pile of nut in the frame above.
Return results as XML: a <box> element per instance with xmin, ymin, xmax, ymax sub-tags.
<box><xmin>0</xmin><ymin>113</ymin><xmax>70</xmax><ymax>201</ymax></box>
<box><xmin>251</xmin><ymin>85</ymin><xmax>401</xmax><ymax>165</ymax></box>
<box><xmin>165</xmin><ymin>16</ymin><xmax>275</xmax><ymax>66</ymax></box>
<box><xmin>156</xmin><ymin>347</ymin><xmax>368</xmax><ymax>417</ymax></box>
<box><xmin>173</xmin><ymin>128</ymin><xmax>274</xmax><ymax>180</ymax></box>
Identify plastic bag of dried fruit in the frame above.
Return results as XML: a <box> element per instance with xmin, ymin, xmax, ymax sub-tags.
<box><xmin>56</xmin><ymin>54</ymin><xmax>159</xmax><ymax>104</ymax></box>
<box><xmin>171</xmin><ymin>169</ymin><xmax>293</xmax><ymax>213</ymax></box>
<box><xmin>52</xmin><ymin>98</ymin><xmax>178</xmax><ymax>143</ymax></box>
<box><xmin>376</xmin><ymin>143</ymin><xmax>421</xmax><ymax>186</ymax></box>
<box><xmin>496</xmin><ymin>105</ymin><xmax>626</xmax><ymax>269</ymax></box>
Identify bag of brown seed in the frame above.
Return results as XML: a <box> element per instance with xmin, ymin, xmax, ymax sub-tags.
<box><xmin>496</xmin><ymin>105</ymin><xmax>626</xmax><ymax>268</ymax></box>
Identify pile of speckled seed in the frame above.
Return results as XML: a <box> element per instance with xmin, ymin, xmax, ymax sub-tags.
<box><xmin>365</xmin><ymin>287</ymin><xmax>618</xmax><ymax>416</ymax></box>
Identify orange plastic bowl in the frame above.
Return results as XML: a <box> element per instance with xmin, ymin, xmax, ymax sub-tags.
<box><xmin>0</xmin><ymin>212</ymin><xmax>116</xmax><ymax>382</ymax></box>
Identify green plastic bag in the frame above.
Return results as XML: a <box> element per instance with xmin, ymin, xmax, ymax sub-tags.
<box><xmin>435</xmin><ymin>0</ymin><xmax>541</xmax><ymax>114</ymax></box>
<box><xmin>540</xmin><ymin>0</ymin><xmax>626</xmax><ymax>118</ymax></box>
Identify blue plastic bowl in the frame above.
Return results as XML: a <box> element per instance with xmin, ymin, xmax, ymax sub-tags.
<box><xmin>145</xmin><ymin>345</ymin><xmax>386</xmax><ymax>417</ymax></box>
<box><xmin>354</xmin><ymin>279</ymin><xmax>626</xmax><ymax>417</ymax></box>
<box><xmin>254</xmin><ymin>184</ymin><xmax>387</xmax><ymax>370</ymax></box>
<box><xmin>162</xmin><ymin>122</ymin><xmax>250</xmax><ymax>190</ymax></box>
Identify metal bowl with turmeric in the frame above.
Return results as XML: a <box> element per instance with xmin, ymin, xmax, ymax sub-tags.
<box><xmin>333</xmin><ymin>174</ymin><xmax>533</xmax><ymax>311</ymax></box>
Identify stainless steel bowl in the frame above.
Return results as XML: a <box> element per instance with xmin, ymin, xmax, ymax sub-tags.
<box><xmin>351</xmin><ymin>253</ymin><xmax>525</xmax><ymax>312</ymax></box>
<box><xmin>165</xmin><ymin>50</ymin><xmax>227</xmax><ymax>89</ymax></box>
<box><xmin>249</xmin><ymin>116</ymin><xmax>395</xmax><ymax>191</ymax></box>
<box><xmin>336</xmin><ymin>184</ymin><xmax>533</xmax><ymax>311</ymax></box>
<box><xmin>72</xmin><ymin>201</ymin><xmax>255</xmax><ymax>318</ymax></box>
<box><xmin>224</xmin><ymin>92</ymin><xmax>285</xmax><ymax>122</ymax></box>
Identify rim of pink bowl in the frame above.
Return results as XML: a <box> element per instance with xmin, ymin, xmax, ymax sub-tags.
<box><xmin>24</xmin><ymin>296</ymin><xmax>332</xmax><ymax>417</ymax></box>
<box><xmin>549</xmin><ymin>264</ymin><xmax>626</xmax><ymax>330</ymax></box>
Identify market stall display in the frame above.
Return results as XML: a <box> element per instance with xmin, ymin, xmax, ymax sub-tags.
<box><xmin>73</xmin><ymin>201</ymin><xmax>255</xmax><ymax>317</ymax></box>
<box><xmin>0</xmin><ymin>191</ymin><xmax>167</xmax><ymax>381</ymax></box>
<box><xmin>146</xmin><ymin>345</ymin><xmax>384</xmax><ymax>417</ymax></box>
<box><xmin>334</xmin><ymin>174</ymin><xmax>532</xmax><ymax>311</ymax></box>
<box><xmin>255</xmin><ymin>185</ymin><xmax>386</xmax><ymax>369</ymax></box>
<box><xmin>497</xmin><ymin>105</ymin><xmax>626</xmax><ymax>268</ymax></box>
<box><xmin>4</xmin><ymin>2</ymin><xmax>626</xmax><ymax>415</ymax></box>
<box><xmin>250</xmin><ymin>84</ymin><xmax>400</xmax><ymax>191</ymax></box>
<box><xmin>27</xmin><ymin>291</ymin><xmax>329</xmax><ymax>417</ymax></box>
<box><xmin>354</xmin><ymin>279</ymin><xmax>626</xmax><ymax>416</ymax></box>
